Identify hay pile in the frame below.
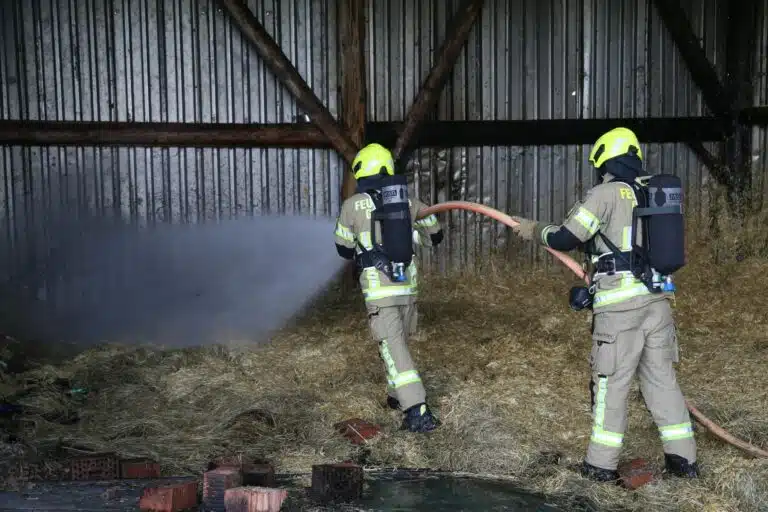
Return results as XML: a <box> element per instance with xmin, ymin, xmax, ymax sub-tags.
<box><xmin>1</xmin><ymin>217</ymin><xmax>768</xmax><ymax>511</ymax></box>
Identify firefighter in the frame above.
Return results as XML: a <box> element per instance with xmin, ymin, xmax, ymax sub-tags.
<box><xmin>333</xmin><ymin>143</ymin><xmax>444</xmax><ymax>433</ymax></box>
<box><xmin>508</xmin><ymin>127</ymin><xmax>699</xmax><ymax>481</ymax></box>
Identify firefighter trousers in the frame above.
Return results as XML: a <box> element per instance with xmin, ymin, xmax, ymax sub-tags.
<box><xmin>586</xmin><ymin>299</ymin><xmax>696</xmax><ymax>470</ymax></box>
<box><xmin>366</xmin><ymin>300</ymin><xmax>425</xmax><ymax>411</ymax></box>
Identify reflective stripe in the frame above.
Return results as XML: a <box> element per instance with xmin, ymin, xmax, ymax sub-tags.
<box><xmin>392</xmin><ymin>369</ymin><xmax>422</xmax><ymax>388</ymax></box>
<box><xmin>540</xmin><ymin>224</ymin><xmax>557</xmax><ymax>245</ymax></box>
<box><xmin>591</xmin><ymin>376</ymin><xmax>625</xmax><ymax>448</ymax></box>
<box><xmin>621</xmin><ymin>226</ymin><xmax>632</xmax><ymax>251</ymax></box>
<box><xmin>412</xmin><ymin>230</ymin><xmax>421</xmax><ymax>245</ymax></box>
<box><xmin>593</xmin><ymin>276</ymin><xmax>651</xmax><ymax>308</ymax></box>
<box><xmin>379</xmin><ymin>342</ymin><xmax>422</xmax><ymax>389</ymax></box>
<box><xmin>574</xmin><ymin>207</ymin><xmax>600</xmax><ymax>236</ymax></box>
<box><xmin>364</xmin><ymin>268</ymin><xmax>380</xmax><ymax>289</ymax></box>
<box><xmin>357</xmin><ymin>231</ymin><xmax>373</xmax><ymax>251</ymax></box>
<box><xmin>364</xmin><ymin>285</ymin><xmax>416</xmax><ymax>301</ymax></box>
<box><xmin>660</xmin><ymin>422</ymin><xmax>695</xmax><ymax>441</ymax></box>
<box><xmin>416</xmin><ymin>214</ymin><xmax>438</xmax><ymax>228</ymax></box>
<box><xmin>335</xmin><ymin>222</ymin><xmax>354</xmax><ymax>242</ymax></box>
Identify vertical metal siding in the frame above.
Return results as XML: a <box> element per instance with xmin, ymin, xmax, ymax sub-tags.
<box><xmin>0</xmin><ymin>0</ymin><xmax>765</xmax><ymax>296</ymax></box>
<box><xmin>365</xmin><ymin>0</ymin><xmax>734</xmax><ymax>270</ymax></box>
<box><xmin>751</xmin><ymin>0</ymin><xmax>768</xmax><ymax>209</ymax></box>
<box><xmin>0</xmin><ymin>0</ymin><xmax>344</xmax><ymax>291</ymax></box>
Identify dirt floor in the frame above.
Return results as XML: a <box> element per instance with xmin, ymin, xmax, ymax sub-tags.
<box><xmin>1</xmin><ymin>216</ymin><xmax>767</xmax><ymax>512</ymax></box>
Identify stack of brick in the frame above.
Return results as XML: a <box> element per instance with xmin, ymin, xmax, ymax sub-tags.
<box><xmin>204</xmin><ymin>467</ymin><xmax>243</xmax><ymax>512</ymax></box>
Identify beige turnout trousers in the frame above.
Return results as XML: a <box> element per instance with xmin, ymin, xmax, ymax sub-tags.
<box><xmin>366</xmin><ymin>299</ymin><xmax>424</xmax><ymax>410</ymax></box>
<box><xmin>587</xmin><ymin>299</ymin><xmax>696</xmax><ymax>470</ymax></box>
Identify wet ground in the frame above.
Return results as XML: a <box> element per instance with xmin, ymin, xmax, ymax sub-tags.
<box><xmin>0</xmin><ymin>471</ymin><xmax>593</xmax><ymax>511</ymax></box>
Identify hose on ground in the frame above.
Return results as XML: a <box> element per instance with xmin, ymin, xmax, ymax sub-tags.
<box><xmin>419</xmin><ymin>200</ymin><xmax>768</xmax><ymax>459</ymax></box>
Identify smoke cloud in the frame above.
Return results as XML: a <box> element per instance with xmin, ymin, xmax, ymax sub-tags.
<box><xmin>0</xmin><ymin>213</ymin><xmax>345</xmax><ymax>351</ymax></box>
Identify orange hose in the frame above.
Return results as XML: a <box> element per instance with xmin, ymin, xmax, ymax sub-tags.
<box><xmin>419</xmin><ymin>200</ymin><xmax>768</xmax><ymax>459</ymax></box>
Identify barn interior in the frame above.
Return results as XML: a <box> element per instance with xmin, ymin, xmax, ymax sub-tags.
<box><xmin>1</xmin><ymin>0</ymin><xmax>768</xmax><ymax>510</ymax></box>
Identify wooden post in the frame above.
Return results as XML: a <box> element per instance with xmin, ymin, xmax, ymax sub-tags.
<box><xmin>217</xmin><ymin>0</ymin><xmax>358</xmax><ymax>163</ymax></box>
<box><xmin>392</xmin><ymin>0</ymin><xmax>486</xmax><ymax>161</ymax></box>
<box><xmin>338</xmin><ymin>0</ymin><xmax>367</xmax><ymax>200</ymax></box>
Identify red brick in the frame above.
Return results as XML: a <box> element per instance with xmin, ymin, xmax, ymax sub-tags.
<box><xmin>204</xmin><ymin>468</ymin><xmax>243</xmax><ymax>511</ymax></box>
<box><xmin>333</xmin><ymin>418</ymin><xmax>381</xmax><ymax>445</ymax></box>
<box><xmin>69</xmin><ymin>452</ymin><xmax>119</xmax><ymax>481</ymax></box>
<box><xmin>224</xmin><ymin>486</ymin><xmax>288</xmax><ymax>512</ymax></box>
<box><xmin>139</xmin><ymin>481</ymin><xmax>198</xmax><ymax>512</ymax></box>
<box><xmin>618</xmin><ymin>458</ymin><xmax>655</xmax><ymax>490</ymax></box>
<box><xmin>120</xmin><ymin>458</ymin><xmax>161</xmax><ymax>479</ymax></box>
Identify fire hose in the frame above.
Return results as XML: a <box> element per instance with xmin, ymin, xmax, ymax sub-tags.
<box><xmin>419</xmin><ymin>200</ymin><xmax>768</xmax><ymax>459</ymax></box>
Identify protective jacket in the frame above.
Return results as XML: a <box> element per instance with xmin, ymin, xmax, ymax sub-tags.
<box><xmin>334</xmin><ymin>193</ymin><xmax>443</xmax><ymax>306</ymax></box>
<box><xmin>532</xmin><ymin>173</ymin><xmax>670</xmax><ymax>313</ymax></box>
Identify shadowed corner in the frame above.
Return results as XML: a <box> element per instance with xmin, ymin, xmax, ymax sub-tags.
<box><xmin>0</xmin><ymin>211</ymin><xmax>347</xmax><ymax>357</ymax></box>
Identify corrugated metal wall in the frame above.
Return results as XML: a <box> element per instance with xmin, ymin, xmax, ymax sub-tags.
<box><xmin>0</xmin><ymin>0</ymin><xmax>763</xmax><ymax>291</ymax></box>
<box><xmin>367</xmin><ymin>0</ymin><xmax>730</xmax><ymax>268</ymax></box>
<box><xmin>751</xmin><ymin>0</ymin><xmax>768</xmax><ymax>211</ymax></box>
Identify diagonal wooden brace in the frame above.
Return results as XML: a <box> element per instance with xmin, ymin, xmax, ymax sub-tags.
<box><xmin>392</xmin><ymin>0</ymin><xmax>486</xmax><ymax>162</ymax></box>
<box><xmin>217</xmin><ymin>0</ymin><xmax>359</xmax><ymax>164</ymax></box>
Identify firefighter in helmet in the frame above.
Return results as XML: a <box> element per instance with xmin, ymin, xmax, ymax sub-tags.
<box><xmin>333</xmin><ymin>143</ymin><xmax>444</xmax><ymax>433</ymax></box>
<box><xmin>509</xmin><ymin>127</ymin><xmax>698</xmax><ymax>481</ymax></box>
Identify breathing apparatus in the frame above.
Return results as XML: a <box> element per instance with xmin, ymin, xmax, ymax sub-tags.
<box><xmin>352</xmin><ymin>144</ymin><xmax>414</xmax><ymax>283</ymax></box>
<box><xmin>568</xmin><ymin>127</ymin><xmax>686</xmax><ymax>312</ymax></box>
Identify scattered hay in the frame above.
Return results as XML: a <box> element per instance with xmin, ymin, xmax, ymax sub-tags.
<box><xmin>1</xmin><ymin>214</ymin><xmax>768</xmax><ymax>511</ymax></box>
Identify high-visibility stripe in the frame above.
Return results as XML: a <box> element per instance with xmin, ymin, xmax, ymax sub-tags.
<box><xmin>416</xmin><ymin>214</ymin><xmax>438</xmax><ymax>227</ymax></box>
<box><xmin>335</xmin><ymin>222</ymin><xmax>354</xmax><ymax>242</ymax></box>
<box><xmin>593</xmin><ymin>276</ymin><xmax>651</xmax><ymax>308</ymax></box>
<box><xmin>659</xmin><ymin>422</ymin><xmax>695</xmax><ymax>441</ymax></box>
<box><xmin>574</xmin><ymin>207</ymin><xmax>600</xmax><ymax>236</ymax></box>
<box><xmin>379</xmin><ymin>342</ymin><xmax>422</xmax><ymax>389</ymax></box>
<box><xmin>364</xmin><ymin>285</ymin><xmax>416</xmax><ymax>301</ymax></box>
<box><xmin>591</xmin><ymin>376</ymin><xmax>625</xmax><ymax>448</ymax></box>
<box><xmin>540</xmin><ymin>224</ymin><xmax>557</xmax><ymax>245</ymax></box>
<box><xmin>392</xmin><ymin>369</ymin><xmax>422</xmax><ymax>388</ymax></box>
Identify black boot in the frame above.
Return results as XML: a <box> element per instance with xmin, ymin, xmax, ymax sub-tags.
<box><xmin>580</xmin><ymin>461</ymin><xmax>619</xmax><ymax>483</ymax></box>
<box><xmin>401</xmin><ymin>403</ymin><xmax>439</xmax><ymax>433</ymax></box>
<box><xmin>664</xmin><ymin>453</ymin><xmax>699</xmax><ymax>478</ymax></box>
<box><xmin>386</xmin><ymin>395</ymin><xmax>400</xmax><ymax>411</ymax></box>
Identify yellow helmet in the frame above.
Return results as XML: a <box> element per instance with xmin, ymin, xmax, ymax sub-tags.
<box><xmin>352</xmin><ymin>143</ymin><xmax>395</xmax><ymax>179</ymax></box>
<box><xmin>588</xmin><ymin>127</ymin><xmax>643</xmax><ymax>168</ymax></box>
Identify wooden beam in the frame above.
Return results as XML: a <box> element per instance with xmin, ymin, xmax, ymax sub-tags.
<box><xmin>688</xmin><ymin>141</ymin><xmax>730</xmax><ymax>186</ymax></box>
<box><xmin>739</xmin><ymin>106</ymin><xmax>768</xmax><ymax>125</ymax></box>
<box><xmin>651</xmin><ymin>0</ymin><xmax>732</xmax><ymax>118</ymax></box>
<box><xmin>391</xmin><ymin>0</ymin><xmax>485</xmax><ymax>161</ymax></box>
<box><xmin>337</xmin><ymin>0</ymin><xmax>367</xmax><ymax>200</ymax></box>
<box><xmin>0</xmin><ymin>118</ymin><xmax>728</xmax><ymax>149</ymax></box>
<box><xmin>0</xmin><ymin>120</ymin><xmax>329</xmax><ymax>148</ymax></box>
<box><xmin>368</xmin><ymin>117</ymin><xmax>729</xmax><ymax>148</ymax></box>
<box><xmin>217</xmin><ymin>0</ymin><xmax>358</xmax><ymax>163</ymax></box>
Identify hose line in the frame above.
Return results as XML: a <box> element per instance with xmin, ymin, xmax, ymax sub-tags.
<box><xmin>419</xmin><ymin>200</ymin><xmax>768</xmax><ymax>459</ymax></box>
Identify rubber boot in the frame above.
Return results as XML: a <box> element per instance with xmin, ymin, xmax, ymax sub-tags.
<box><xmin>580</xmin><ymin>461</ymin><xmax>619</xmax><ymax>483</ymax></box>
<box><xmin>401</xmin><ymin>403</ymin><xmax>439</xmax><ymax>433</ymax></box>
<box><xmin>664</xmin><ymin>453</ymin><xmax>700</xmax><ymax>478</ymax></box>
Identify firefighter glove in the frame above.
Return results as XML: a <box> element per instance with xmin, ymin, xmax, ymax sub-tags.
<box><xmin>510</xmin><ymin>216</ymin><xmax>537</xmax><ymax>241</ymax></box>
